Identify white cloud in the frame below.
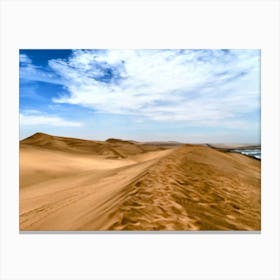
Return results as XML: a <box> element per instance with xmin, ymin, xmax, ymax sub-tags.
<box><xmin>20</xmin><ymin>54</ymin><xmax>62</xmax><ymax>85</ymax></box>
<box><xmin>20</xmin><ymin>54</ymin><xmax>32</xmax><ymax>64</ymax></box>
<box><xmin>20</xmin><ymin>110</ymin><xmax>83</xmax><ymax>127</ymax></box>
<box><xmin>21</xmin><ymin>50</ymin><xmax>260</xmax><ymax>127</ymax></box>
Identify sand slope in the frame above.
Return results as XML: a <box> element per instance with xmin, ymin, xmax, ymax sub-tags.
<box><xmin>20</xmin><ymin>134</ymin><xmax>260</xmax><ymax>231</ymax></box>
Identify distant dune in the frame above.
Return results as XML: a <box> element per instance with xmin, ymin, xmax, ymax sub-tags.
<box><xmin>21</xmin><ymin>132</ymin><xmax>165</xmax><ymax>158</ymax></box>
<box><xmin>20</xmin><ymin>133</ymin><xmax>260</xmax><ymax>231</ymax></box>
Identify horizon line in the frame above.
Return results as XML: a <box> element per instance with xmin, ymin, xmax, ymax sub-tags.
<box><xmin>19</xmin><ymin>131</ymin><xmax>261</xmax><ymax>145</ymax></box>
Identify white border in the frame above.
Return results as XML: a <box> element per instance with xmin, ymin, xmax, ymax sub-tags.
<box><xmin>1</xmin><ymin>0</ymin><xmax>279</xmax><ymax>279</ymax></box>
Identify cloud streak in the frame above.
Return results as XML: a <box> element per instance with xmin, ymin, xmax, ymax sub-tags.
<box><xmin>20</xmin><ymin>110</ymin><xmax>83</xmax><ymax>127</ymax></box>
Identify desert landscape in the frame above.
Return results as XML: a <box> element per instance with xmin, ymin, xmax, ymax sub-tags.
<box><xmin>19</xmin><ymin>132</ymin><xmax>261</xmax><ymax>231</ymax></box>
<box><xmin>19</xmin><ymin>49</ymin><xmax>261</xmax><ymax>231</ymax></box>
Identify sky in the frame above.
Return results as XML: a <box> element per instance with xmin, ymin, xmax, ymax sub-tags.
<box><xmin>19</xmin><ymin>49</ymin><xmax>260</xmax><ymax>143</ymax></box>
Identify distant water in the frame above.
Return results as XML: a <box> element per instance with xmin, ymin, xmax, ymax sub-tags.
<box><xmin>233</xmin><ymin>149</ymin><xmax>261</xmax><ymax>160</ymax></box>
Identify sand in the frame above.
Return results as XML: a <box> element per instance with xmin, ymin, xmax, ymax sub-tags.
<box><xmin>19</xmin><ymin>133</ymin><xmax>261</xmax><ymax>231</ymax></box>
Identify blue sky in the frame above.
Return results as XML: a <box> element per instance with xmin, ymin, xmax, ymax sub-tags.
<box><xmin>19</xmin><ymin>49</ymin><xmax>260</xmax><ymax>143</ymax></box>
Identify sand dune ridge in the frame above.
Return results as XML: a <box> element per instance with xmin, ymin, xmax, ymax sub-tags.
<box><xmin>20</xmin><ymin>134</ymin><xmax>260</xmax><ymax>231</ymax></box>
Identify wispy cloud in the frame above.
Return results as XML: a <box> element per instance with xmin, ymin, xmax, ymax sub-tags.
<box><xmin>20</xmin><ymin>54</ymin><xmax>32</xmax><ymax>64</ymax></box>
<box><xmin>20</xmin><ymin>53</ymin><xmax>62</xmax><ymax>85</ymax></box>
<box><xmin>20</xmin><ymin>110</ymin><xmax>83</xmax><ymax>127</ymax></box>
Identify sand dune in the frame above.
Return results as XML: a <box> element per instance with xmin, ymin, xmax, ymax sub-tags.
<box><xmin>20</xmin><ymin>133</ymin><xmax>260</xmax><ymax>231</ymax></box>
<box><xmin>21</xmin><ymin>132</ymin><xmax>164</xmax><ymax>158</ymax></box>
